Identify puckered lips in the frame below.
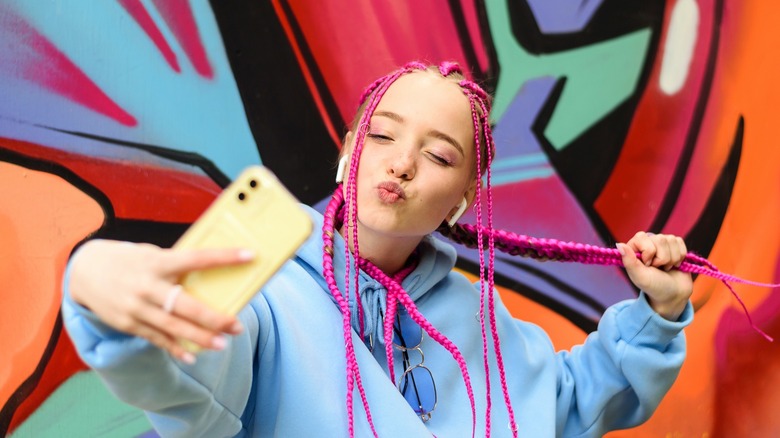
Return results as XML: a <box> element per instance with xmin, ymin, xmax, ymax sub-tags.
<box><xmin>377</xmin><ymin>181</ymin><xmax>406</xmax><ymax>203</ymax></box>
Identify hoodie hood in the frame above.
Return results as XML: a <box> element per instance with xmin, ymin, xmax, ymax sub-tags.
<box><xmin>293</xmin><ymin>204</ymin><xmax>459</xmax><ymax>346</ymax></box>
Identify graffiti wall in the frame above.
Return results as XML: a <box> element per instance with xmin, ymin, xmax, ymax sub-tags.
<box><xmin>1</xmin><ymin>0</ymin><xmax>778</xmax><ymax>436</ymax></box>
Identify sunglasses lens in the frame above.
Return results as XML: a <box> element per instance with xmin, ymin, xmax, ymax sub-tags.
<box><xmin>393</xmin><ymin>314</ymin><xmax>422</xmax><ymax>349</ymax></box>
<box><xmin>400</xmin><ymin>365</ymin><xmax>436</xmax><ymax>416</ymax></box>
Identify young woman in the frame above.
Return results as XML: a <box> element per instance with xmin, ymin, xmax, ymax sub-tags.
<box><xmin>63</xmin><ymin>62</ymin><xmax>693</xmax><ymax>437</ymax></box>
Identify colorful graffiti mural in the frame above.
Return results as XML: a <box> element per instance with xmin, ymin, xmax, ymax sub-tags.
<box><xmin>1</xmin><ymin>0</ymin><xmax>778</xmax><ymax>436</ymax></box>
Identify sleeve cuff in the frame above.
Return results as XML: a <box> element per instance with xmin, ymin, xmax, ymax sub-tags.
<box><xmin>613</xmin><ymin>291</ymin><xmax>693</xmax><ymax>349</ymax></box>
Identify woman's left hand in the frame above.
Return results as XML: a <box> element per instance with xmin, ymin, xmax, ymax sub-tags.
<box><xmin>616</xmin><ymin>232</ymin><xmax>693</xmax><ymax>321</ymax></box>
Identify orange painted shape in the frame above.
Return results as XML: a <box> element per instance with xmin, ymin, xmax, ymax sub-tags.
<box><xmin>0</xmin><ymin>161</ymin><xmax>103</xmax><ymax>413</ymax></box>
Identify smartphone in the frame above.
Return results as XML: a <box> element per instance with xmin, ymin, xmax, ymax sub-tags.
<box><xmin>172</xmin><ymin>166</ymin><xmax>312</xmax><ymax>349</ymax></box>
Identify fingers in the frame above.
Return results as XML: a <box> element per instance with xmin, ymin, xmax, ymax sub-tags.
<box><xmin>114</xmin><ymin>283</ymin><xmax>244</xmax><ymax>362</ymax></box>
<box><xmin>158</xmin><ymin>247</ymin><xmax>255</xmax><ymax>278</ymax></box>
<box><xmin>70</xmin><ymin>240</ymin><xmax>249</xmax><ymax>361</ymax></box>
<box><xmin>625</xmin><ymin>232</ymin><xmax>687</xmax><ymax>271</ymax></box>
<box><xmin>159</xmin><ymin>286</ymin><xmax>244</xmax><ymax>336</ymax></box>
<box><xmin>616</xmin><ymin>242</ymin><xmax>642</xmax><ymax>271</ymax></box>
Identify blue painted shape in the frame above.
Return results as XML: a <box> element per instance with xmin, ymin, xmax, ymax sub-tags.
<box><xmin>527</xmin><ymin>0</ymin><xmax>605</xmax><ymax>34</ymax></box>
<box><xmin>0</xmin><ymin>0</ymin><xmax>259</xmax><ymax>181</ymax></box>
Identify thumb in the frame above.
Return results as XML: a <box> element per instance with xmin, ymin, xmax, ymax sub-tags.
<box><xmin>616</xmin><ymin>242</ymin><xmax>642</xmax><ymax>272</ymax></box>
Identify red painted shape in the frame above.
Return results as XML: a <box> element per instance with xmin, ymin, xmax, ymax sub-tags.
<box><xmin>0</xmin><ymin>137</ymin><xmax>221</xmax><ymax>222</ymax></box>
<box><xmin>151</xmin><ymin>0</ymin><xmax>214</xmax><ymax>78</ymax></box>
<box><xmin>0</xmin><ymin>6</ymin><xmax>137</xmax><ymax>126</ymax></box>
<box><xmin>118</xmin><ymin>0</ymin><xmax>181</xmax><ymax>73</ymax></box>
<box><xmin>713</xmin><ymin>259</ymin><xmax>780</xmax><ymax>436</ymax></box>
<box><xmin>282</xmin><ymin>0</ymin><xmax>488</xmax><ymax>126</ymax></box>
<box><xmin>594</xmin><ymin>0</ymin><xmax>715</xmax><ymax>239</ymax></box>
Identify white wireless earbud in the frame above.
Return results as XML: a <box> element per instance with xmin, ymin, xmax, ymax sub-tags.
<box><xmin>335</xmin><ymin>154</ymin><xmax>350</xmax><ymax>183</ymax></box>
<box><xmin>448</xmin><ymin>197</ymin><xmax>468</xmax><ymax>227</ymax></box>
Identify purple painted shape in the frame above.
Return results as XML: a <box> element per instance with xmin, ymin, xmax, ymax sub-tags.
<box><xmin>493</xmin><ymin>76</ymin><xmax>556</xmax><ymax>162</ymax></box>
<box><xmin>457</xmin><ymin>76</ymin><xmax>635</xmax><ymax>323</ymax></box>
<box><xmin>527</xmin><ymin>0</ymin><xmax>604</xmax><ymax>34</ymax></box>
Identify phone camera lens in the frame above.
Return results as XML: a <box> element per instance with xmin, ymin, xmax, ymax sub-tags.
<box><xmin>238</xmin><ymin>192</ymin><xmax>246</xmax><ymax>201</ymax></box>
<box><xmin>249</xmin><ymin>179</ymin><xmax>258</xmax><ymax>189</ymax></box>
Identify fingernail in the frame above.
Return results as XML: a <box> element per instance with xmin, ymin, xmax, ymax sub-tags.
<box><xmin>181</xmin><ymin>352</ymin><xmax>197</xmax><ymax>365</ymax></box>
<box><xmin>615</xmin><ymin>243</ymin><xmax>625</xmax><ymax>257</ymax></box>
<box><xmin>212</xmin><ymin>335</ymin><xmax>227</xmax><ymax>350</ymax></box>
<box><xmin>230</xmin><ymin>321</ymin><xmax>244</xmax><ymax>334</ymax></box>
<box><xmin>238</xmin><ymin>249</ymin><xmax>255</xmax><ymax>261</ymax></box>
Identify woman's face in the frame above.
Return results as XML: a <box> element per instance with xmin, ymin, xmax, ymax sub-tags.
<box><xmin>345</xmin><ymin>72</ymin><xmax>477</xmax><ymax>242</ymax></box>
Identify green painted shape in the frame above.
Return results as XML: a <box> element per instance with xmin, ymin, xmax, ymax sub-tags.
<box><xmin>10</xmin><ymin>371</ymin><xmax>153</xmax><ymax>438</ymax></box>
<box><xmin>485</xmin><ymin>0</ymin><xmax>651</xmax><ymax>150</ymax></box>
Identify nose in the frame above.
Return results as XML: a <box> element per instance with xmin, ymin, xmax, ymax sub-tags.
<box><xmin>388</xmin><ymin>151</ymin><xmax>416</xmax><ymax>180</ymax></box>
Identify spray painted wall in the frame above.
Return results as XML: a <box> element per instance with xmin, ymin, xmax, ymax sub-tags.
<box><xmin>1</xmin><ymin>0</ymin><xmax>778</xmax><ymax>436</ymax></box>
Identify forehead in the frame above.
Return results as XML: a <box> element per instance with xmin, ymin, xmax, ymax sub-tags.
<box><xmin>373</xmin><ymin>72</ymin><xmax>475</xmax><ymax>148</ymax></box>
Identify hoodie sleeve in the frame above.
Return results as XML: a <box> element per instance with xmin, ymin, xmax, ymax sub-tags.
<box><xmin>554</xmin><ymin>292</ymin><xmax>692</xmax><ymax>437</ymax></box>
<box><xmin>60</xmin><ymin>263</ymin><xmax>267</xmax><ymax>438</ymax></box>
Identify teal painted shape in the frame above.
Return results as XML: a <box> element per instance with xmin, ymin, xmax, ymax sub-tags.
<box><xmin>9</xmin><ymin>371</ymin><xmax>153</xmax><ymax>438</ymax></box>
<box><xmin>484</xmin><ymin>0</ymin><xmax>651</xmax><ymax>151</ymax></box>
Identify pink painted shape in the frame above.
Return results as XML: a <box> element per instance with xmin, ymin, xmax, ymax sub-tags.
<box><xmin>0</xmin><ymin>5</ymin><xmax>137</xmax><ymax>126</ymax></box>
<box><xmin>285</xmin><ymin>0</ymin><xmax>489</xmax><ymax>125</ymax></box>
<box><xmin>119</xmin><ymin>0</ymin><xmax>181</xmax><ymax>73</ymax></box>
<box><xmin>151</xmin><ymin>0</ymin><xmax>213</xmax><ymax>78</ymax></box>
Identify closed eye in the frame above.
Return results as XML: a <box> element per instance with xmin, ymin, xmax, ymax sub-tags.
<box><xmin>428</xmin><ymin>153</ymin><xmax>452</xmax><ymax>166</ymax></box>
<box><xmin>367</xmin><ymin>133</ymin><xmax>393</xmax><ymax>142</ymax></box>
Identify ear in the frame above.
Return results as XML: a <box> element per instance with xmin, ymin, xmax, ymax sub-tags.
<box><xmin>447</xmin><ymin>177</ymin><xmax>478</xmax><ymax>226</ymax></box>
<box><xmin>463</xmin><ymin>176</ymin><xmax>478</xmax><ymax>208</ymax></box>
<box><xmin>336</xmin><ymin>131</ymin><xmax>355</xmax><ymax>184</ymax></box>
<box><xmin>447</xmin><ymin>197</ymin><xmax>468</xmax><ymax>227</ymax></box>
<box><xmin>335</xmin><ymin>154</ymin><xmax>350</xmax><ymax>183</ymax></box>
<box><xmin>342</xmin><ymin>131</ymin><xmax>355</xmax><ymax>155</ymax></box>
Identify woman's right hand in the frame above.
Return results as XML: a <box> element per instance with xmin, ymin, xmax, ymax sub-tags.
<box><xmin>67</xmin><ymin>239</ymin><xmax>254</xmax><ymax>363</ymax></box>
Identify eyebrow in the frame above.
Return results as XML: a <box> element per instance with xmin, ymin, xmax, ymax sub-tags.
<box><xmin>371</xmin><ymin>110</ymin><xmax>465</xmax><ymax>157</ymax></box>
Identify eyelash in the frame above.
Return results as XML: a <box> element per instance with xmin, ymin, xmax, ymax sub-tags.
<box><xmin>428</xmin><ymin>153</ymin><xmax>452</xmax><ymax>166</ymax></box>
<box><xmin>367</xmin><ymin>133</ymin><xmax>392</xmax><ymax>142</ymax></box>
<box><xmin>367</xmin><ymin>133</ymin><xmax>452</xmax><ymax>166</ymax></box>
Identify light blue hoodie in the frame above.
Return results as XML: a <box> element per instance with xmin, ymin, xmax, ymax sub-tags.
<box><xmin>62</xmin><ymin>205</ymin><xmax>692</xmax><ymax>437</ymax></box>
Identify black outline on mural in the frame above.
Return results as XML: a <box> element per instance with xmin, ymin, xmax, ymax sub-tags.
<box><xmin>208</xmin><ymin>0</ymin><xmax>341</xmax><ymax>205</ymax></box>
<box><xmin>40</xmin><ymin>126</ymin><xmax>231</xmax><ymax>188</ymax></box>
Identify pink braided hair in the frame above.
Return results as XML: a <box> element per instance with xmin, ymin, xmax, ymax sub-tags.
<box><xmin>437</xmin><ymin>223</ymin><xmax>780</xmax><ymax>341</ymax></box>
<box><xmin>321</xmin><ymin>60</ymin><xmax>780</xmax><ymax>437</ymax></box>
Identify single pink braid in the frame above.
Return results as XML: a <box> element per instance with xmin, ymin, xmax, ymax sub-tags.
<box><xmin>322</xmin><ymin>190</ymin><xmax>379</xmax><ymax>438</ymax></box>
<box><xmin>473</xmin><ymin>93</ymin><xmax>518</xmax><ymax>436</ymax></box>
<box><xmin>468</xmin><ymin>92</ymin><xmax>493</xmax><ymax>437</ymax></box>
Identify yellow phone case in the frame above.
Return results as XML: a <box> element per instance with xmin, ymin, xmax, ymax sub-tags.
<box><xmin>173</xmin><ymin>165</ymin><xmax>313</xmax><ymax>319</ymax></box>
